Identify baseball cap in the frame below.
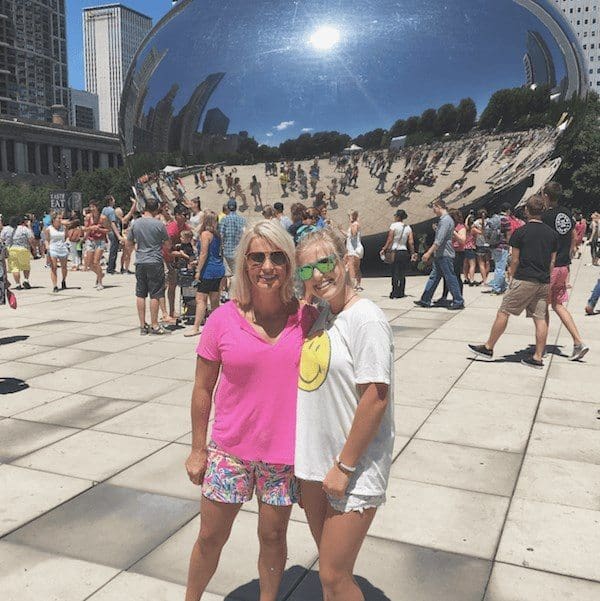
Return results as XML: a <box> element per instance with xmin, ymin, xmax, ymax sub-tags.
<box><xmin>227</xmin><ymin>199</ymin><xmax>237</xmax><ymax>211</ymax></box>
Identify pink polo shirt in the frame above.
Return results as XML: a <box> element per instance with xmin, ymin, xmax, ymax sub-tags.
<box><xmin>197</xmin><ymin>300</ymin><xmax>315</xmax><ymax>465</ymax></box>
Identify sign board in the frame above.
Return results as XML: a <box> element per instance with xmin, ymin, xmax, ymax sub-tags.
<box><xmin>49</xmin><ymin>191</ymin><xmax>83</xmax><ymax>214</ymax></box>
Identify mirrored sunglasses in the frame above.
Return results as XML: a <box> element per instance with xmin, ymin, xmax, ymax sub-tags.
<box><xmin>297</xmin><ymin>254</ymin><xmax>337</xmax><ymax>281</ymax></box>
<box><xmin>245</xmin><ymin>251</ymin><xmax>288</xmax><ymax>266</ymax></box>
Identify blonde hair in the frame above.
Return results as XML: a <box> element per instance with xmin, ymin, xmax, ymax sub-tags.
<box><xmin>231</xmin><ymin>220</ymin><xmax>296</xmax><ymax>308</ymax></box>
<box><xmin>296</xmin><ymin>226</ymin><xmax>347</xmax><ymax>260</ymax></box>
<box><xmin>200</xmin><ymin>210</ymin><xmax>218</xmax><ymax>234</ymax></box>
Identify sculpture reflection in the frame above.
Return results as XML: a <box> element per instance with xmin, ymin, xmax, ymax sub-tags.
<box><xmin>119</xmin><ymin>0</ymin><xmax>587</xmax><ymax>236</ymax></box>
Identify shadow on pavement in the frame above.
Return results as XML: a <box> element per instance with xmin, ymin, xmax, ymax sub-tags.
<box><xmin>224</xmin><ymin>565</ymin><xmax>390</xmax><ymax>601</ymax></box>
<box><xmin>0</xmin><ymin>377</ymin><xmax>29</xmax><ymax>395</ymax></box>
<box><xmin>0</xmin><ymin>335</ymin><xmax>29</xmax><ymax>345</ymax></box>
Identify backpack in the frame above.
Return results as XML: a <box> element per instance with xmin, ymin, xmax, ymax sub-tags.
<box><xmin>484</xmin><ymin>214</ymin><xmax>503</xmax><ymax>247</ymax></box>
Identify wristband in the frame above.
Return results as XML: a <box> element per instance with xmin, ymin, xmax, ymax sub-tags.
<box><xmin>336</xmin><ymin>456</ymin><xmax>356</xmax><ymax>474</ymax></box>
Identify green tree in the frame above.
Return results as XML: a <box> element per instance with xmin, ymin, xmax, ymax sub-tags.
<box><xmin>435</xmin><ymin>103</ymin><xmax>458</xmax><ymax>135</ymax></box>
<box><xmin>456</xmin><ymin>98</ymin><xmax>477</xmax><ymax>133</ymax></box>
<box><xmin>419</xmin><ymin>108</ymin><xmax>437</xmax><ymax>132</ymax></box>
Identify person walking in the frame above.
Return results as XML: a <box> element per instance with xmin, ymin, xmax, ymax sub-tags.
<box><xmin>6</xmin><ymin>216</ymin><xmax>35</xmax><ymax>290</ymax></box>
<box><xmin>295</xmin><ymin>227</ymin><xmax>394</xmax><ymax>601</ymax></box>
<box><xmin>218</xmin><ymin>199</ymin><xmax>246</xmax><ymax>297</ymax></box>
<box><xmin>541</xmin><ymin>182</ymin><xmax>589</xmax><ymax>361</ymax></box>
<box><xmin>381</xmin><ymin>209</ymin><xmax>416</xmax><ymax>299</ymax></box>
<box><xmin>164</xmin><ymin>204</ymin><xmax>191</xmax><ymax>320</ymax></box>
<box><xmin>414</xmin><ymin>199</ymin><xmax>464</xmax><ymax>310</ymax></box>
<box><xmin>346</xmin><ymin>211</ymin><xmax>364</xmax><ymax>291</ymax></box>
<box><xmin>250</xmin><ymin>175</ymin><xmax>262</xmax><ymax>208</ymax></box>
<box><xmin>184</xmin><ymin>211</ymin><xmax>225</xmax><ymax>337</ymax></box>
<box><xmin>45</xmin><ymin>212</ymin><xmax>70</xmax><ymax>292</ymax></box>
<box><xmin>438</xmin><ymin>209</ymin><xmax>467</xmax><ymax>304</ymax></box>
<box><xmin>483</xmin><ymin>203</ymin><xmax>512</xmax><ymax>295</ymax></box>
<box><xmin>126</xmin><ymin>198</ymin><xmax>170</xmax><ymax>335</ymax></box>
<box><xmin>102</xmin><ymin>195</ymin><xmax>124</xmax><ymax>275</ymax></box>
<box><xmin>184</xmin><ymin>221</ymin><xmax>313</xmax><ymax>601</ymax></box>
<box><xmin>468</xmin><ymin>195</ymin><xmax>559</xmax><ymax>369</ymax></box>
<box><xmin>83</xmin><ymin>201</ymin><xmax>109</xmax><ymax>290</ymax></box>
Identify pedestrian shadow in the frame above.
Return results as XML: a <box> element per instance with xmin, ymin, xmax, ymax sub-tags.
<box><xmin>0</xmin><ymin>335</ymin><xmax>29</xmax><ymax>345</ymax></box>
<box><xmin>0</xmin><ymin>377</ymin><xmax>29</xmax><ymax>395</ymax></box>
<box><xmin>473</xmin><ymin>344</ymin><xmax>567</xmax><ymax>364</ymax></box>
<box><xmin>223</xmin><ymin>566</ymin><xmax>390</xmax><ymax>601</ymax></box>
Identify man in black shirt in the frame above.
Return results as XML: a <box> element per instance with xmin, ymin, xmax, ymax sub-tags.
<box><xmin>541</xmin><ymin>182</ymin><xmax>589</xmax><ymax>361</ymax></box>
<box><xmin>469</xmin><ymin>195</ymin><xmax>558</xmax><ymax>368</ymax></box>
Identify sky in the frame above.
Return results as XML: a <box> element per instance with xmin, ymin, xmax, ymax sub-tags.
<box><xmin>66</xmin><ymin>0</ymin><xmax>170</xmax><ymax>90</ymax></box>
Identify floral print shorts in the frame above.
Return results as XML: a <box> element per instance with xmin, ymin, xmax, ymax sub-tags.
<box><xmin>202</xmin><ymin>442</ymin><xmax>298</xmax><ymax>506</ymax></box>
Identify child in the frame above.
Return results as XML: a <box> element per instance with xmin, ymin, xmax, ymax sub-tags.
<box><xmin>176</xmin><ymin>229</ymin><xmax>196</xmax><ymax>270</ymax></box>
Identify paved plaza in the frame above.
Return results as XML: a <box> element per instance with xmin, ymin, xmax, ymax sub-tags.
<box><xmin>1</xmin><ymin>257</ymin><xmax>599</xmax><ymax>601</ymax></box>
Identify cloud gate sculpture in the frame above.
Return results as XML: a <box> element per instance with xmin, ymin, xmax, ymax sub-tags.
<box><xmin>119</xmin><ymin>0</ymin><xmax>588</xmax><ymax>247</ymax></box>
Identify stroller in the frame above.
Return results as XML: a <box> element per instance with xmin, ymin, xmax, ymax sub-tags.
<box><xmin>177</xmin><ymin>267</ymin><xmax>197</xmax><ymax>325</ymax></box>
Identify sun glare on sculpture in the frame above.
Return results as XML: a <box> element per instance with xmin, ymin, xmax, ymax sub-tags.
<box><xmin>309</xmin><ymin>26</ymin><xmax>340</xmax><ymax>50</ymax></box>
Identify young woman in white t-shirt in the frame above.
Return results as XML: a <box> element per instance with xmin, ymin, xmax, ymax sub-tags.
<box><xmin>295</xmin><ymin>228</ymin><xmax>394</xmax><ymax>601</ymax></box>
<box><xmin>381</xmin><ymin>209</ymin><xmax>417</xmax><ymax>298</ymax></box>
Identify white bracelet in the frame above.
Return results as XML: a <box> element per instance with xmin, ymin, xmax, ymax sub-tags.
<box><xmin>336</xmin><ymin>456</ymin><xmax>356</xmax><ymax>473</ymax></box>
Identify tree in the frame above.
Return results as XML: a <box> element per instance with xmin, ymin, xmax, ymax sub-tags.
<box><xmin>419</xmin><ymin>108</ymin><xmax>437</xmax><ymax>132</ymax></box>
<box><xmin>435</xmin><ymin>103</ymin><xmax>458</xmax><ymax>135</ymax></box>
<box><xmin>405</xmin><ymin>116</ymin><xmax>420</xmax><ymax>135</ymax></box>
<box><xmin>456</xmin><ymin>98</ymin><xmax>477</xmax><ymax>133</ymax></box>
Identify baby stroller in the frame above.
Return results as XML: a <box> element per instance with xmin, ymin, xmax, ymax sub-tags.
<box><xmin>177</xmin><ymin>267</ymin><xmax>197</xmax><ymax>325</ymax></box>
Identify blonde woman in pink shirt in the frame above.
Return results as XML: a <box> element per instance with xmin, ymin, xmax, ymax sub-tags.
<box><xmin>184</xmin><ymin>220</ymin><xmax>314</xmax><ymax>601</ymax></box>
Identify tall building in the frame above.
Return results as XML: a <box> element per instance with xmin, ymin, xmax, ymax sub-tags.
<box><xmin>68</xmin><ymin>89</ymin><xmax>100</xmax><ymax>130</ymax></box>
<box><xmin>524</xmin><ymin>30</ymin><xmax>557</xmax><ymax>87</ymax></box>
<box><xmin>0</xmin><ymin>0</ymin><xmax>69</xmax><ymax>122</ymax></box>
<box><xmin>83</xmin><ymin>4</ymin><xmax>152</xmax><ymax>133</ymax></box>
<box><xmin>553</xmin><ymin>0</ymin><xmax>600</xmax><ymax>89</ymax></box>
<box><xmin>202</xmin><ymin>108</ymin><xmax>230</xmax><ymax>136</ymax></box>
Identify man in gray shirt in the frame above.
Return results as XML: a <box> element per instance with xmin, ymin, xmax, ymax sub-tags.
<box><xmin>127</xmin><ymin>197</ymin><xmax>170</xmax><ymax>334</ymax></box>
<box><xmin>414</xmin><ymin>198</ymin><xmax>464</xmax><ymax>309</ymax></box>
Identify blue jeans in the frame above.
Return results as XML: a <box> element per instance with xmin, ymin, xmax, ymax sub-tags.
<box><xmin>421</xmin><ymin>256</ymin><xmax>464</xmax><ymax>305</ymax></box>
<box><xmin>588</xmin><ymin>278</ymin><xmax>600</xmax><ymax>310</ymax></box>
<box><xmin>490</xmin><ymin>247</ymin><xmax>509</xmax><ymax>293</ymax></box>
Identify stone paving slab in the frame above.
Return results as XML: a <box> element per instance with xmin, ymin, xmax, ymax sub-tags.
<box><xmin>1</xmin><ymin>255</ymin><xmax>599</xmax><ymax>599</ymax></box>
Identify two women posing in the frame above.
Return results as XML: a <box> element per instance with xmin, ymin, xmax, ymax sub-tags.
<box><xmin>185</xmin><ymin>221</ymin><xmax>394</xmax><ymax>601</ymax></box>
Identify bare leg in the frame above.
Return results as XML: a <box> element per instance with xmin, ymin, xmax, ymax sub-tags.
<box><xmin>185</xmin><ymin>498</ymin><xmax>242</xmax><ymax>601</ymax></box>
<box><xmin>59</xmin><ymin>258</ymin><xmax>68</xmax><ymax>286</ymax></box>
<box><xmin>300</xmin><ymin>480</ymin><xmax>329</xmax><ymax>548</ymax></box>
<box><xmin>355</xmin><ymin>258</ymin><xmax>362</xmax><ymax>289</ymax></box>
<box><xmin>149</xmin><ymin>298</ymin><xmax>160</xmax><ymax>329</ymax></box>
<box><xmin>92</xmin><ymin>248</ymin><xmax>104</xmax><ymax>286</ymax></box>
<box><xmin>136</xmin><ymin>297</ymin><xmax>147</xmax><ymax>328</ymax></box>
<box><xmin>552</xmin><ymin>303</ymin><xmax>583</xmax><ymax>346</ymax></box>
<box><xmin>49</xmin><ymin>257</ymin><xmax>58</xmax><ymax>288</ymax></box>
<box><xmin>485</xmin><ymin>310</ymin><xmax>510</xmax><ymax>350</ymax></box>
<box><xmin>532</xmin><ymin>317</ymin><xmax>548</xmax><ymax>362</ymax></box>
<box><xmin>167</xmin><ymin>280</ymin><xmax>177</xmax><ymax>317</ymax></box>
<box><xmin>12</xmin><ymin>270</ymin><xmax>21</xmax><ymax>286</ymax></box>
<box><xmin>188</xmin><ymin>292</ymin><xmax>208</xmax><ymax>334</ymax></box>
<box><xmin>257</xmin><ymin>501</ymin><xmax>292</xmax><ymax>601</ymax></box>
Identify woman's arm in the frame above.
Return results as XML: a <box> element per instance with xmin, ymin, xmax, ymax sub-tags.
<box><xmin>185</xmin><ymin>356</ymin><xmax>220</xmax><ymax>485</ymax></box>
<box><xmin>323</xmin><ymin>382</ymin><xmax>389</xmax><ymax>499</ymax></box>
<box><xmin>122</xmin><ymin>200</ymin><xmax>136</xmax><ymax>225</ymax></box>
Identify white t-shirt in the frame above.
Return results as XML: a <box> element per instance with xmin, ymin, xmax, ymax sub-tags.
<box><xmin>295</xmin><ymin>298</ymin><xmax>395</xmax><ymax>496</ymax></box>
<box><xmin>390</xmin><ymin>222</ymin><xmax>411</xmax><ymax>250</ymax></box>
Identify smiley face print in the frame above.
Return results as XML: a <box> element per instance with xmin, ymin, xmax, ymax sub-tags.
<box><xmin>299</xmin><ymin>330</ymin><xmax>331</xmax><ymax>392</ymax></box>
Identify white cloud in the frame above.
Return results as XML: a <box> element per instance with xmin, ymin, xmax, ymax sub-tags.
<box><xmin>266</xmin><ymin>132</ymin><xmax>273</xmax><ymax>137</ymax></box>
<box><xmin>275</xmin><ymin>120</ymin><xmax>295</xmax><ymax>131</ymax></box>
<box><xmin>301</xmin><ymin>127</ymin><xmax>314</xmax><ymax>132</ymax></box>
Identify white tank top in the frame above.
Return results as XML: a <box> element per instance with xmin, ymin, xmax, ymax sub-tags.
<box><xmin>48</xmin><ymin>225</ymin><xmax>68</xmax><ymax>254</ymax></box>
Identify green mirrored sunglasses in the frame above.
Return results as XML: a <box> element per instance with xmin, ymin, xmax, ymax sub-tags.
<box><xmin>297</xmin><ymin>254</ymin><xmax>337</xmax><ymax>281</ymax></box>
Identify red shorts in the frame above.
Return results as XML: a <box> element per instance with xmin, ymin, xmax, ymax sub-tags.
<box><xmin>549</xmin><ymin>266</ymin><xmax>569</xmax><ymax>305</ymax></box>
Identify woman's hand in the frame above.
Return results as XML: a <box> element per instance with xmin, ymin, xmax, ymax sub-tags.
<box><xmin>322</xmin><ymin>464</ymin><xmax>350</xmax><ymax>499</ymax></box>
<box><xmin>186</xmin><ymin>448</ymin><xmax>208</xmax><ymax>485</ymax></box>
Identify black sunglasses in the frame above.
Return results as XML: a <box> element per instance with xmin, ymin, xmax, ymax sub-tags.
<box><xmin>246</xmin><ymin>251</ymin><xmax>288</xmax><ymax>266</ymax></box>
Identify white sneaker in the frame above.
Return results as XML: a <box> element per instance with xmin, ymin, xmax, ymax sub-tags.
<box><xmin>96</xmin><ymin>283</ymin><xmax>104</xmax><ymax>291</ymax></box>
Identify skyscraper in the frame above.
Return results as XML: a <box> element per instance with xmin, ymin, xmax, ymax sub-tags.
<box><xmin>524</xmin><ymin>30</ymin><xmax>557</xmax><ymax>88</ymax></box>
<box><xmin>553</xmin><ymin>0</ymin><xmax>600</xmax><ymax>89</ymax></box>
<box><xmin>83</xmin><ymin>4</ymin><xmax>152</xmax><ymax>133</ymax></box>
<box><xmin>0</xmin><ymin>0</ymin><xmax>69</xmax><ymax>122</ymax></box>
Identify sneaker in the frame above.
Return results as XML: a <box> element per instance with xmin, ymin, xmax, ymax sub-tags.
<box><xmin>53</xmin><ymin>286</ymin><xmax>59</xmax><ymax>293</ymax></box>
<box><xmin>140</xmin><ymin>324</ymin><xmax>150</xmax><ymax>336</ymax></box>
<box><xmin>96</xmin><ymin>283</ymin><xmax>104</xmax><ymax>291</ymax></box>
<box><xmin>468</xmin><ymin>343</ymin><xmax>493</xmax><ymax>360</ymax></box>
<box><xmin>585</xmin><ymin>305</ymin><xmax>596</xmax><ymax>315</ymax></box>
<box><xmin>15</xmin><ymin>284</ymin><xmax>23</xmax><ymax>290</ymax></box>
<box><xmin>413</xmin><ymin>300</ymin><xmax>432</xmax><ymax>308</ymax></box>
<box><xmin>569</xmin><ymin>344</ymin><xmax>590</xmax><ymax>361</ymax></box>
<box><xmin>447</xmin><ymin>303</ymin><xmax>465</xmax><ymax>310</ymax></box>
<box><xmin>521</xmin><ymin>356</ymin><xmax>544</xmax><ymax>369</ymax></box>
<box><xmin>22</xmin><ymin>281</ymin><xmax>31</xmax><ymax>289</ymax></box>
<box><xmin>149</xmin><ymin>325</ymin><xmax>166</xmax><ymax>335</ymax></box>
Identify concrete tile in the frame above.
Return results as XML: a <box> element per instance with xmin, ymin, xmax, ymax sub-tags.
<box><xmin>497</xmin><ymin>498</ymin><xmax>600</xmax><ymax>581</ymax></box>
<box><xmin>24</xmin><ymin>330</ymin><xmax>96</xmax><ymax>347</ymax></box>
<box><xmin>137</xmin><ymin>357</ymin><xmax>196</xmax><ymax>381</ymax></box>
<box><xmin>71</xmin><ymin>337</ymin><xmax>146</xmax><ymax>353</ymax></box>
<box><xmin>0</xmin><ymin>387</ymin><xmax>67</xmax><ymax>417</ymax></box>
<box><xmin>0</xmin><ymin>343</ymin><xmax>53</xmax><ymax>362</ymax></box>
<box><xmin>369</xmin><ymin>478</ymin><xmax>509</xmax><ymax>559</ymax></box>
<box><xmin>391</xmin><ymin>439</ymin><xmax>521</xmax><ymax>497</ymax></box>
<box><xmin>0</xmin><ymin>541</ymin><xmax>118</xmax><ymax>601</ymax></box>
<box><xmin>6</xmin><ymin>484</ymin><xmax>199</xmax><ymax>570</ymax></box>
<box><xmin>544</xmin><ymin>369</ymin><xmax>598</xmax><ymax>402</ymax></box>
<box><xmin>537</xmin><ymin>397</ymin><xmax>600</xmax><ymax>430</ymax></box>
<box><xmin>13</xmin><ymin>430</ymin><xmax>165</xmax><ymax>481</ymax></box>
<box><xmin>528</xmin><ymin>422</ymin><xmax>600</xmax><ymax>465</ymax></box>
<box><xmin>77</xmin><ymin>351</ymin><xmax>165</xmax><ymax>374</ymax></box>
<box><xmin>456</xmin><ymin>366</ymin><xmax>545</xmax><ymax>396</ymax></box>
<box><xmin>515</xmin><ymin>455</ymin><xmax>600</xmax><ymax>511</ymax></box>
<box><xmin>393</xmin><ymin>405</ymin><xmax>431</xmax><ymax>436</ymax></box>
<box><xmin>0</xmin><ymin>419</ymin><xmax>76</xmax><ymax>462</ymax></box>
<box><xmin>26</xmin><ymin>367</ymin><xmax>120</xmax><ymax>394</ymax></box>
<box><xmin>19</xmin><ymin>347</ymin><xmax>104</xmax><ymax>368</ymax></box>
<box><xmin>484</xmin><ymin>562</ymin><xmax>600</xmax><ymax>601</ymax></box>
<box><xmin>417</xmin><ymin>388</ymin><xmax>539</xmax><ymax>453</ymax></box>
<box><xmin>14</xmin><ymin>394</ymin><xmax>140</xmax><ymax>428</ymax></box>
<box><xmin>108</xmin><ymin>443</ymin><xmax>201</xmax><ymax>501</ymax></box>
<box><xmin>152</xmin><ymin>382</ymin><xmax>194</xmax><ymax>407</ymax></box>
<box><xmin>67</xmin><ymin>322</ymin><xmax>135</xmax><ymax>336</ymax></box>
<box><xmin>393</xmin><ymin>361</ymin><xmax>457</xmax><ymax>403</ymax></box>
<box><xmin>92</xmin><ymin>403</ymin><xmax>190</xmax><ymax>441</ymax></box>
<box><xmin>131</xmin><ymin>512</ymin><xmax>317</xmax><ymax>599</ymax></box>
<box><xmin>87</xmin><ymin>572</ymin><xmax>197</xmax><ymax>601</ymax></box>
<box><xmin>0</xmin><ymin>361</ymin><xmax>56</xmax><ymax>380</ymax></box>
<box><xmin>289</xmin><ymin>538</ymin><xmax>491</xmax><ymax>601</ymax></box>
<box><xmin>85</xmin><ymin>374</ymin><xmax>182</xmax><ymax>402</ymax></box>
<box><xmin>0</xmin><ymin>464</ymin><xmax>92</xmax><ymax>536</ymax></box>
<box><xmin>392</xmin><ymin>435</ymin><xmax>411</xmax><ymax>459</ymax></box>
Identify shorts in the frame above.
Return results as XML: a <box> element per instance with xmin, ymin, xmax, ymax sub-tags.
<box><xmin>464</xmin><ymin>248</ymin><xmax>476</xmax><ymax>260</ymax></box>
<box><xmin>48</xmin><ymin>249</ymin><xmax>68</xmax><ymax>260</ymax></box>
<box><xmin>202</xmin><ymin>442</ymin><xmax>297</xmax><ymax>506</ymax></box>
<box><xmin>8</xmin><ymin>247</ymin><xmax>32</xmax><ymax>273</ymax></box>
<box><xmin>135</xmin><ymin>262</ymin><xmax>165</xmax><ymax>299</ymax></box>
<box><xmin>549</xmin><ymin>266</ymin><xmax>569</xmax><ymax>305</ymax></box>
<box><xmin>327</xmin><ymin>492</ymin><xmax>386</xmax><ymax>514</ymax></box>
<box><xmin>499</xmin><ymin>279</ymin><xmax>549</xmax><ymax>320</ymax></box>
<box><xmin>85</xmin><ymin>239</ymin><xmax>106</xmax><ymax>252</ymax></box>
<box><xmin>195</xmin><ymin>277</ymin><xmax>222</xmax><ymax>293</ymax></box>
<box><xmin>476</xmin><ymin>245</ymin><xmax>490</xmax><ymax>257</ymax></box>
